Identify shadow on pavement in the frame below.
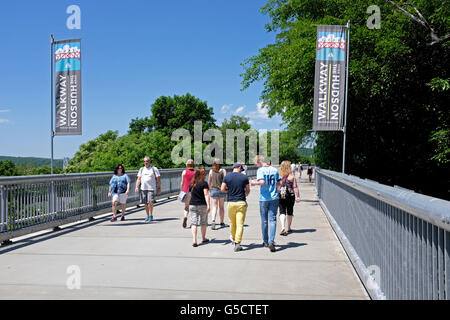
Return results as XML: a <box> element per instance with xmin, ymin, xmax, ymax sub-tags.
<box><xmin>275</xmin><ymin>242</ymin><xmax>307</xmax><ymax>252</ymax></box>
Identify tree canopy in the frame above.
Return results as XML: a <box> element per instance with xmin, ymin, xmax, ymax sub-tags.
<box><xmin>241</xmin><ymin>0</ymin><xmax>449</xmax><ymax>199</ymax></box>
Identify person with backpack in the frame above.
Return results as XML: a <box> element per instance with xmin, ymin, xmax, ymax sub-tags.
<box><xmin>135</xmin><ymin>157</ymin><xmax>161</xmax><ymax>223</ymax></box>
<box><xmin>108</xmin><ymin>164</ymin><xmax>131</xmax><ymax>222</ymax></box>
<box><xmin>278</xmin><ymin>161</ymin><xmax>301</xmax><ymax>235</ymax></box>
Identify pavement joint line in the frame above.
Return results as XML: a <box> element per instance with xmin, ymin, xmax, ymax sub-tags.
<box><xmin>4</xmin><ymin>252</ymin><xmax>349</xmax><ymax>263</ymax></box>
<box><xmin>0</xmin><ymin>282</ymin><xmax>367</xmax><ymax>299</ymax></box>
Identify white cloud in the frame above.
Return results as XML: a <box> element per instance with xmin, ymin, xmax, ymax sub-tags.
<box><xmin>248</xmin><ymin>102</ymin><xmax>269</xmax><ymax>119</ymax></box>
<box><xmin>221</xmin><ymin>104</ymin><xmax>233</xmax><ymax>113</ymax></box>
<box><xmin>0</xmin><ymin>109</ymin><xmax>10</xmax><ymax>113</ymax></box>
<box><xmin>234</xmin><ymin>106</ymin><xmax>245</xmax><ymax>115</ymax></box>
<box><xmin>0</xmin><ymin>119</ymin><xmax>10</xmax><ymax>124</ymax></box>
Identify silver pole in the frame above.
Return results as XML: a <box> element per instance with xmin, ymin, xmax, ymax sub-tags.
<box><xmin>50</xmin><ymin>35</ymin><xmax>55</xmax><ymax>175</ymax></box>
<box><xmin>342</xmin><ymin>21</ymin><xmax>350</xmax><ymax>174</ymax></box>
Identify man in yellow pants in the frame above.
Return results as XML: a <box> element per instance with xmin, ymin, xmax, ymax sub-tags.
<box><xmin>221</xmin><ymin>163</ymin><xmax>250</xmax><ymax>252</ymax></box>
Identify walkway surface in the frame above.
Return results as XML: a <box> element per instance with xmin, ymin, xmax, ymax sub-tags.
<box><xmin>0</xmin><ymin>172</ymin><xmax>368</xmax><ymax>300</ymax></box>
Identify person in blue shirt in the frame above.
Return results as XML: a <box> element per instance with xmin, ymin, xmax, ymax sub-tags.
<box><xmin>250</xmin><ymin>155</ymin><xmax>282</xmax><ymax>252</ymax></box>
<box><xmin>108</xmin><ymin>164</ymin><xmax>131</xmax><ymax>222</ymax></box>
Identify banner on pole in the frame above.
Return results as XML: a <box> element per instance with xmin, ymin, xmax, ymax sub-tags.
<box><xmin>313</xmin><ymin>26</ymin><xmax>347</xmax><ymax>131</ymax></box>
<box><xmin>54</xmin><ymin>39</ymin><xmax>82</xmax><ymax>136</ymax></box>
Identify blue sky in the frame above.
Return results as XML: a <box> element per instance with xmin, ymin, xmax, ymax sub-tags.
<box><xmin>0</xmin><ymin>0</ymin><xmax>283</xmax><ymax>159</ymax></box>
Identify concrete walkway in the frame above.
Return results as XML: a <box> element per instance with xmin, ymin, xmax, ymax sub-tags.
<box><xmin>0</xmin><ymin>173</ymin><xmax>368</xmax><ymax>300</ymax></box>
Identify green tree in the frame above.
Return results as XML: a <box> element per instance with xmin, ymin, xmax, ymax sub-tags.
<box><xmin>242</xmin><ymin>0</ymin><xmax>450</xmax><ymax>199</ymax></box>
<box><xmin>131</xmin><ymin>93</ymin><xmax>217</xmax><ymax>136</ymax></box>
<box><xmin>0</xmin><ymin>160</ymin><xmax>19</xmax><ymax>177</ymax></box>
<box><xmin>220</xmin><ymin>115</ymin><xmax>252</xmax><ymax>133</ymax></box>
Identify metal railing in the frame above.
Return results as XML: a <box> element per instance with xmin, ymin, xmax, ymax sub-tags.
<box><xmin>315</xmin><ymin>168</ymin><xmax>450</xmax><ymax>300</ymax></box>
<box><xmin>0</xmin><ymin>166</ymin><xmax>257</xmax><ymax>243</ymax></box>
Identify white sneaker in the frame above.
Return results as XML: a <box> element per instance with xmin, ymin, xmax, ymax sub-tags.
<box><xmin>230</xmin><ymin>236</ymin><xmax>235</xmax><ymax>244</ymax></box>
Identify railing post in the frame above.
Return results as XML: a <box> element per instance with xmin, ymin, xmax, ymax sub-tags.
<box><xmin>0</xmin><ymin>185</ymin><xmax>7</xmax><ymax>233</ymax></box>
<box><xmin>85</xmin><ymin>178</ymin><xmax>90</xmax><ymax>211</ymax></box>
<box><xmin>50</xmin><ymin>180</ymin><xmax>56</xmax><ymax>218</ymax></box>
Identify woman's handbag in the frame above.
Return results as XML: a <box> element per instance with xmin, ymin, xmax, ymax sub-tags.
<box><xmin>178</xmin><ymin>191</ymin><xmax>187</xmax><ymax>203</ymax></box>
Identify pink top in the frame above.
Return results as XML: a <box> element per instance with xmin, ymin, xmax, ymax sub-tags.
<box><xmin>182</xmin><ymin>169</ymin><xmax>195</xmax><ymax>193</ymax></box>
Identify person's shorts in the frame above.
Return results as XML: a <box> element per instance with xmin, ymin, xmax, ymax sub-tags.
<box><xmin>189</xmin><ymin>205</ymin><xmax>208</xmax><ymax>226</ymax></box>
<box><xmin>210</xmin><ymin>189</ymin><xmax>227</xmax><ymax>199</ymax></box>
<box><xmin>140</xmin><ymin>190</ymin><xmax>156</xmax><ymax>204</ymax></box>
<box><xmin>112</xmin><ymin>193</ymin><xmax>128</xmax><ymax>204</ymax></box>
<box><xmin>279</xmin><ymin>196</ymin><xmax>295</xmax><ymax>216</ymax></box>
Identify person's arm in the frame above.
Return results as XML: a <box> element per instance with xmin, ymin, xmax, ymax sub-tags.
<box><xmin>108</xmin><ymin>184</ymin><xmax>112</xmax><ymax>197</ymax></box>
<box><xmin>157</xmin><ymin>176</ymin><xmax>161</xmax><ymax>195</ymax></box>
<box><xmin>221</xmin><ymin>182</ymin><xmax>228</xmax><ymax>193</ymax></box>
<box><xmin>292</xmin><ymin>174</ymin><xmax>300</xmax><ymax>202</ymax></box>
<box><xmin>126</xmin><ymin>175</ymin><xmax>131</xmax><ymax>195</ymax></box>
<box><xmin>208</xmin><ymin>170</ymin><xmax>212</xmax><ymax>187</ymax></box>
<box><xmin>251</xmin><ymin>179</ymin><xmax>265</xmax><ymax>186</ymax></box>
<box><xmin>204</xmin><ymin>187</ymin><xmax>210</xmax><ymax>214</ymax></box>
<box><xmin>251</xmin><ymin>169</ymin><xmax>265</xmax><ymax>186</ymax></box>
<box><xmin>180</xmin><ymin>170</ymin><xmax>186</xmax><ymax>190</ymax></box>
<box><xmin>155</xmin><ymin>168</ymin><xmax>162</xmax><ymax>195</ymax></box>
<box><xmin>222</xmin><ymin>168</ymin><xmax>227</xmax><ymax>178</ymax></box>
<box><xmin>135</xmin><ymin>169</ymin><xmax>142</xmax><ymax>192</ymax></box>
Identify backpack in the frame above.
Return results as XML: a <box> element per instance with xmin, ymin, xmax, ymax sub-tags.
<box><xmin>280</xmin><ymin>176</ymin><xmax>295</xmax><ymax>200</ymax></box>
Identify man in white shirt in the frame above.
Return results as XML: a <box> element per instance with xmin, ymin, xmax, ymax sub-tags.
<box><xmin>135</xmin><ymin>157</ymin><xmax>161</xmax><ymax>222</ymax></box>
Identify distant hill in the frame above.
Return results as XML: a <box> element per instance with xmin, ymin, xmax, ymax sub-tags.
<box><xmin>0</xmin><ymin>156</ymin><xmax>64</xmax><ymax>169</ymax></box>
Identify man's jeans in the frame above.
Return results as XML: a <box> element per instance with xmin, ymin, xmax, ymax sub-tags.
<box><xmin>259</xmin><ymin>199</ymin><xmax>279</xmax><ymax>245</ymax></box>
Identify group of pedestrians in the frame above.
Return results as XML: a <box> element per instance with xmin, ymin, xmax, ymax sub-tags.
<box><xmin>108</xmin><ymin>157</ymin><xmax>161</xmax><ymax>222</ymax></box>
<box><xmin>178</xmin><ymin>155</ymin><xmax>301</xmax><ymax>253</ymax></box>
<box><xmin>107</xmin><ymin>156</ymin><xmax>303</xmax><ymax>253</ymax></box>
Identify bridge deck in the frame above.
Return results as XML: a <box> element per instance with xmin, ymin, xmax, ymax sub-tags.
<box><xmin>0</xmin><ymin>173</ymin><xmax>368</xmax><ymax>300</ymax></box>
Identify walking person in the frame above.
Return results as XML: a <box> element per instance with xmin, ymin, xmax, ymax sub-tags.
<box><xmin>298</xmin><ymin>163</ymin><xmax>303</xmax><ymax>179</ymax></box>
<box><xmin>278</xmin><ymin>161</ymin><xmax>301</xmax><ymax>235</ymax></box>
<box><xmin>189</xmin><ymin>168</ymin><xmax>211</xmax><ymax>247</ymax></box>
<box><xmin>250</xmin><ymin>155</ymin><xmax>281</xmax><ymax>252</ymax></box>
<box><xmin>208</xmin><ymin>158</ymin><xmax>227</xmax><ymax>230</ymax></box>
<box><xmin>307</xmin><ymin>163</ymin><xmax>314</xmax><ymax>183</ymax></box>
<box><xmin>108</xmin><ymin>164</ymin><xmax>131</xmax><ymax>222</ymax></box>
<box><xmin>180</xmin><ymin>159</ymin><xmax>195</xmax><ymax>229</ymax></box>
<box><xmin>221</xmin><ymin>163</ymin><xmax>250</xmax><ymax>252</ymax></box>
<box><xmin>135</xmin><ymin>157</ymin><xmax>161</xmax><ymax>223</ymax></box>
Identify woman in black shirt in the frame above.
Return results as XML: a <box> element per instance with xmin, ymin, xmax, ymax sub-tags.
<box><xmin>189</xmin><ymin>168</ymin><xmax>211</xmax><ymax>247</ymax></box>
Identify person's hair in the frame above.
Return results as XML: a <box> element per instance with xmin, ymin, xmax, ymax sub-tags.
<box><xmin>114</xmin><ymin>164</ymin><xmax>125</xmax><ymax>175</ymax></box>
<box><xmin>191</xmin><ymin>168</ymin><xmax>206</xmax><ymax>189</ymax></box>
<box><xmin>279</xmin><ymin>161</ymin><xmax>292</xmax><ymax>178</ymax></box>
<box><xmin>253</xmin><ymin>155</ymin><xmax>265</xmax><ymax>165</ymax></box>
<box><xmin>212</xmin><ymin>158</ymin><xmax>222</xmax><ymax>172</ymax></box>
<box><xmin>186</xmin><ymin>159</ymin><xmax>194</xmax><ymax>169</ymax></box>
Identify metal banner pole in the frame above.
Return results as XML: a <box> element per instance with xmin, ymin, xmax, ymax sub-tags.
<box><xmin>50</xmin><ymin>35</ymin><xmax>55</xmax><ymax>175</ymax></box>
<box><xmin>342</xmin><ymin>20</ymin><xmax>350</xmax><ymax>174</ymax></box>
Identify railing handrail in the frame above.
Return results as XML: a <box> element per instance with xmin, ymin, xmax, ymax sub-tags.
<box><xmin>0</xmin><ymin>166</ymin><xmax>242</xmax><ymax>185</ymax></box>
<box><xmin>316</xmin><ymin>168</ymin><xmax>450</xmax><ymax>232</ymax></box>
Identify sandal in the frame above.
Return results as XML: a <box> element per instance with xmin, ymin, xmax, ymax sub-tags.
<box><xmin>192</xmin><ymin>243</ymin><xmax>198</xmax><ymax>247</ymax></box>
<box><xmin>202</xmin><ymin>239</ymin><xmax>210</xmax><ymax>244</ymax></box>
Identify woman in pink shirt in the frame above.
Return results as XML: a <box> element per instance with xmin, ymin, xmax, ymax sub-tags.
<box><xmin>180</xmin><ymin>159</ymin><xmax>195</xmax><ymax>228</ymax></box>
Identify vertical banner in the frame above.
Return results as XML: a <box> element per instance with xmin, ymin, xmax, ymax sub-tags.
<box><xmin>54</xmin><ymin>39</ymin><xmax>82</xmax><ymax>136</ymax></box>
<box><xmin>313</xmin><ymin>26</ymin><xmax>347</xmax><ymax>131</ymax></box>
